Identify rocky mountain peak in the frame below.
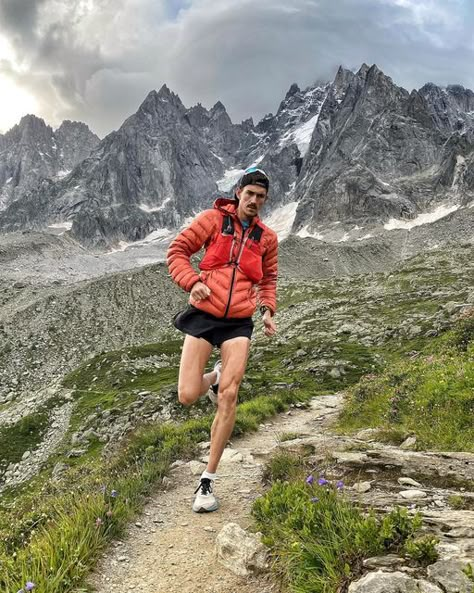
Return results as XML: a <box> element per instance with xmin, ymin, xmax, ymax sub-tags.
<box><xmin>210</xmin><ymin>100</ymin><xmax>227</xmax><ymax>114</ymax></box>
<box><xmin>56</xmin><ymin>119</ymin><xmax>95</xmax><ymax>135</ymax></box>
<box><xmin>10</xmin><ymin>114</ymin><xmax>53</xmax><ymax>145</ymax></box>
<box><xmin>209</xmin><ymin>101</ymin><xmax>232</xmax><ymax>126</ymax></box>
<box><xmin>333</xmin><ymin>66</ymin><xmax>357</xmax><ymax>91</ymax></box>
<box><xmin>137</xmin><ymin>86</ymin><xmax>185</xmax><ymax>119</ymax></box>
<box><xmin>285</xmin><ymin>83</ymin><xmax>300</xmax><ymax>99</ymax></box>
<box><xmin>446</xmin><ymin>84</ymin><xmax>474</xmax><ymax>112</ymax></box>
<box><xmin>357</xmin><ymin>63</ymin><xmax>371</xmax><ymax>79</ymax></box>
<box><xmin>364</xmin><ymin>63</ymin><xmax>394</xmax><ymax>88</ymax></box>
<box><xmin>419</xmin><ymin>82</ymin><xmax>474</xmax><ymax>136</ymax></box>
<box><xmin>54</xmin><ymin>120</ymin><xmax>100</xmax><ymax>171</ymax></box>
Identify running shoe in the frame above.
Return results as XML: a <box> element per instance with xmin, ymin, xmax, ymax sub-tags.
<box><xmin>192</xmin><ymin>477</ymin><xmax>220</xmax><ymax>513</ymax></box>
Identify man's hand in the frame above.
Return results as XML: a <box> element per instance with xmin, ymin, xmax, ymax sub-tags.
<box><xmin>262</xmin><ymin>310</ymin><xmax>276</xmax><ymax>337</ymax></box>
<box><xmin>190</xmin><ymin>281</ymin><xmax>211</xmax><ymax>302</ymax></box>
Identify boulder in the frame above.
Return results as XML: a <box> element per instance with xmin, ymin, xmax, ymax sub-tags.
<box><xmin>427</xmin><ymin>559</ymin><xmax>474</xmax><ymax>593</ymax></box>
<box><xmin>348</xmin><ymin>571</ymin><xmax>419</xmax><ymax>592</ymax></box>
<box><xmin>216</xmin><ymin>522</ymin><xmax>268</xmax><ymax>577</ymax></box>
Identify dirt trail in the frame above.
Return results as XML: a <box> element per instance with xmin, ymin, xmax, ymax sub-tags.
<box><xmin>86</xmin><ymin>395</ymin><xmax>342</xmax><ymax>593</ymax></box>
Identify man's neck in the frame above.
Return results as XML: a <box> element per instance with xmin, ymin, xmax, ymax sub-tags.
<box><xmin>237</xmin><ymin>210</ymin><xmax>256</xmax><ymax>224</ymax></box>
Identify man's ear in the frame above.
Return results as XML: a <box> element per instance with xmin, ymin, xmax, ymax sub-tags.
<box><xmin>235</xmin><ymin>187</ymin><xmax>242</xmax><ymax>200</ymax></box>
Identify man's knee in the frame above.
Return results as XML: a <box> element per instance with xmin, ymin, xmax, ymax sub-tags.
<box><xmin>178</xmin><ymin>385</ymin><xmax>197</xmax><ymax>406</ymax></box>
<box><xmin>217</xmin><ymin>383</ymin><xmax>239</xmax><ymax>412</ymax></box>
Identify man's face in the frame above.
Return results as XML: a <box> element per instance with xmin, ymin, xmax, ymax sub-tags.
<box><xmin>236</xmin><ymin>184</ymin><xmax>268</xmax><ymax>221</ymax></box>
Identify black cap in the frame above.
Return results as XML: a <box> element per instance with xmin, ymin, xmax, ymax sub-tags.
<box><xmin>238</xmin><ymin>167</ymin><xmax>269</xmax><ymax>192</ymax></box>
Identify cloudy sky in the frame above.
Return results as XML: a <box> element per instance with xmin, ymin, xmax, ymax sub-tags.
<box><xmin>0</xmin><ymin>0</ymin><xmax>473</xmax><ymax>137</ymax></box>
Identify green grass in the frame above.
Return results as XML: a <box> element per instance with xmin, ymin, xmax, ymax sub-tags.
<box><xmin>338</xmin><ymin>313</ymin><xmax>474</xmax><ymax>451</ymax></box>
<box><xmin>278</xmin><ymin>432</ymin><xmax>303</xmax><ymax>443</ymax></box>
<box><xmin>0</xmin><ymin>374</ymin><xmax>314</xmax><ymax>592</ymax></box>
<box><xmin>0</xmin><ymin>393</ymin><xmax>66</xmax><ymax>470</ymax></box>
<box><xmin>0</xmin><ymin>412</ymin><xmax>50</xmax><ymax>469</ymax></box>
<box><xmin>253</xmin><ymin>451</ymin><xmax>438</xmax><ymax>593</ymax></box>
<box><xmin>2</xmin><ymin>244</ymin><xmax>472</xmax><ymax>592</ymax></box>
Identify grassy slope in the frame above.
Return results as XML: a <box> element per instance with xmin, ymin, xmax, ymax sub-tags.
<box><xmin>0</xmin><ymin>244</ymin><xmax>472</xmax><ymax>592</ymax></box>
<box><xmin>337</xmin><ymin>312</ymin><xmax>474</xmax><ymax>451</ymax></box>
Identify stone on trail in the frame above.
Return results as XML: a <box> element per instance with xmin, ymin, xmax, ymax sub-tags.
<box><xmin>415</xmin><ymin>580</ymin><xmax>444</xmax><ymax>593</ymax></box>
<box><xmin>348</xmin><ymin>570</ymin><xmax>420</xmax><ymax>592</ymax></box>
<box><xmin>188</xmin><ymin>460</ymin><xmax>206</xmax><ymax>475</ymax></box>
<box><xmin>216</xmin><ymin>522</ymin><xmax>268</xmax><ymax>577</ymax></box>
<box><xmin>398</xmin><ymin>477</ymin><xmax>423</xmax><ymax>487</ymax></box>
<box><xmin>400</xmin><ymin>436</ymin><xmax>417</xmax><ymax>450</ymax></box>
<box><xmin>363</xmin><ymin>554</ymin><xmax>406</xmax><ymax>569</ymax></box>
<box><xmin>427</xmin><ymin>559</ymin><xmax>474</xmax><ymax>593</ymax></box>
<box><xmin>353</xmin><ymin>480</ymin><xmax>372</xmax><ymax>493</ymax></box>
<box><xmin>399</xmin><ymin>489</ymin><xmax>427</xmax><ymax>500</ymax></box>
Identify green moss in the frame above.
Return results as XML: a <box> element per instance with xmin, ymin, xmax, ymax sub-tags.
<box><xmin>0</xmin><ymin>410</ymin><xmax>50</xmax><ymax>468</ymax></box>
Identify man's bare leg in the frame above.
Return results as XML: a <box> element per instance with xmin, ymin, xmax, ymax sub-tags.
<box><xmin>177</xmin><ymin>335</ymin><xmax>215</xmax><ymax>406</ymax></box>
<box><xmin>206</xmin><ymin>336</ymin><xmax>251</xmax><ymax>473</ymax></box>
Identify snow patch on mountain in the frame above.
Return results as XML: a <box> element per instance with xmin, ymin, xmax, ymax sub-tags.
<box><xmin>47</xmin><ymin>221</ymin><xmax>73</xmax><ymax>234</ymax></box>
<box><xmin>264</xmin><ymin>201</ymin><xmax>298</xmax><ymax>241</ymax></box>
<box><xmin>384</xmin><ymin>204</ymin><xmax>460</xmax><ymax>230</ymax></box>
<box><xmin>55</xmin><ymin>170</ymin><xmax>71</xmax><ymax>179</ymax></box>
<box><xmin>296</xmin><ymin>226</ymin><xmax>325</xmax><ymax>240</ymax></box>
<box><xmin>217</xmin><ymin>168</ymin><xmax>245</xmax><ymax>192</ymax></box>
<box><xmin>107</xmin><ymin>227</ymin><xmax>173</xmax><ymax>253</ymax></box>
<box><xmin>279</xmin><ymin>111</ymin><xmax>321</xmax><ymax>156</ymax></box>
<box><xmin>139</xmin><ymin>198</ymin><xmax>172</xmax><ymax>213</ymax></box>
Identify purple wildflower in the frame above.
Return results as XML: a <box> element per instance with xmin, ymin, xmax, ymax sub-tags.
<box><xmin>110</xmin><ymin>489</ymin><xmax>118</xmax><ymax>498</ymax></box>
<box><xmin>336</xmin><ymin>480</ymin><xmax>344</xmax><ymax>490</ymax></box>
<box><xmin>310</xmin><ymin>497</ymin><xmax>319</xmax><ymax>503</ymax></box>
<box><xmin>95</xmin><ymin>517</ymin><xmax>103</xmax><ymax>527</ymax></box>
<box><xmin>100</xmin><ymin>485</ymin><xmax>106</xmax><ymax>494</ymax></box>
<box><xmin>305</xmin><ymin>475</ymin><xmax>314</xmax><ymax>485</ymax></box>
<box><xmin>25</xmin><ymin>584</ymin><xmax>35</xmax><ymax>591</ymax></box>
<box><xmin>318</xmin><ymin>477</ymin><xmax>329</xmax><ymax>486</ymax></box>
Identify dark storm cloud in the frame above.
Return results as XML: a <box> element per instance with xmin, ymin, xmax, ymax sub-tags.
<box><xmin>0</xmin><ymin>0</ymin><xmax>46</xmax><ymax>48</ymax></box>
<box><xmin>0</xmin><ymin>0</ymin><xmax>472</xmax><ymax>136</ymax></box>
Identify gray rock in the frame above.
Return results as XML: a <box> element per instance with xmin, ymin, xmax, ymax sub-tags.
<box><xmin>399</xmin><ymin>489</ymin><xmax>428</xmax><ymax>500</ymax></box>
<box><xmin>52</xmin><ymin>462</ymin><xmax>69</xmax><ymax>480</ymax></box>
<box><xmin>216</xmin><ymin>523</ymin><xmax>268</xmax><ymax>577</ymax></box>
<box><xmin>348</xmin><ymin>570</ymin><xmax>419</xmax><ymax>592</ymax></box>
<box><xmin>415</xmin><ymin>580</ymin><xmax>444</xmax><ymax>593</ymax></box>
<box><xmin>427</xmin><ymin>559</ymin><xmax>474</xmax><ymax>593</ymax></box>
<box><xmin>353</xmin><ymin>481</ymin><xmax>372</xmax><ymax>493</ymax></box>
<box><xmin>188</xmin><ymin>461</ymin><xmax>206</xmax><ymax>476</ymax></box>
<box><xmin>363</xmin><ymin>555</ymin><xmax>406</xmax><ymax>569</ymax></box>
<box><xmin>398</xmin><ymin>477</ymin><xmax>423</xmax><ymax>487</ymax></box>
<box><xmin>400</xmin><ymin>436</ymin><xmax>417</xmax><ymax>450</ymax></box>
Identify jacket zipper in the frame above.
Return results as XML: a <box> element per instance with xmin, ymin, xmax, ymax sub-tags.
<box><xmin>223</xmin><ymin>225</ymin><xmax>249</xmax><ymax>318</ymax></box>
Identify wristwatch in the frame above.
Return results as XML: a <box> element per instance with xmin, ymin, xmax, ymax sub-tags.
<box><xmin>260</xmin><ymin>305</ymin><xmax>270</xmax><ymax>317</ymax></box>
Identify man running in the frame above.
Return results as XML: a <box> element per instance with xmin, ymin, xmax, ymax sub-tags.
<box><xmin>166</xmin><ymin>166</ymin><xmax>278</xmax><ymax>512</ymax></box>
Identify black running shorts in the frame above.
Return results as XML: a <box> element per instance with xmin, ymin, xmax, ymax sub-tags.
<box><xmin>172</xmin><ymin>305</ymin><xmax>254</xmax><ymax>347</ymax></box>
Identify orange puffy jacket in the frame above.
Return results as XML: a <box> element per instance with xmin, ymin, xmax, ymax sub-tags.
<box><xmin>167</xmin><ymin>198</ymin><xmax>278</xmax><ymax>318</ymax></box>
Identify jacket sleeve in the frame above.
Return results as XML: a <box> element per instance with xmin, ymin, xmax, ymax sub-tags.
<box><xmin>257</xmin><ymin>232</ymin><xmax>278</xmax><ymax>315</ymax></box>
<box><xmin>166</xmin><ymin>211</ymin><xmax>216</xmax><ymax>292</ymax></box>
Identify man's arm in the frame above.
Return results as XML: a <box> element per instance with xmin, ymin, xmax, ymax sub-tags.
<box><xmin>257</xmin><ymin>232</ymin><xmax>278</xmax><ymax>316</ymax></box>
<box><xmin>166</xmin><ymin>211</ymin><xmax>215</xmax><ymax>292</ymax></box>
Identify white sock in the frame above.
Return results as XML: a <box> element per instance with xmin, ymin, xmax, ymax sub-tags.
<box><xmin>201</xmin><ymin>470</ymin><xmax>217</xmax><ymax>481</ymax></box>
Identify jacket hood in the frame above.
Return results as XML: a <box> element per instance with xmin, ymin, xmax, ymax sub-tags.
<box><xmin>213</xmin><ymin>197</ymin><xmax>238</xmax><ymax>213</ymax></box>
